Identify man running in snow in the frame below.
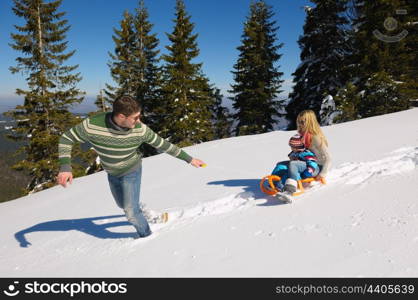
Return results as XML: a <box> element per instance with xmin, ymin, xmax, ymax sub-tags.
<box><xmin>57</xmin><ymin>95</ymin><xmax>205</xmax><ymax>238</ymax></box>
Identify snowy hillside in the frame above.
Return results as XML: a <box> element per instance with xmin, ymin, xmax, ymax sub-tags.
<box><xmin>1</xmin><ymin>108</ymin><xmax>418</xmax><ymax>277</ymax></box>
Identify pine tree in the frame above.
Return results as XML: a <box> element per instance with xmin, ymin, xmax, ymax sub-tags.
<box><xmin>333</xmin><ymin>82</ymin><xmax>361</xmax><ymax>122</ymax></box>
<box><xmin>229</xmin><ymin>0</ymin><xmax>284</xmax><ymax>136</ymax></box>
<box><xmin>94</xmin><ymin>89</ymin><xmax>109</xmax><ymax>112</ymax></box>
<box><xmin>160</xmin><ymin>0</ymin><xmax>216</xmax><ymax>147</ymax></box>
<box><xmin>106</xmin><ymin>1</ymin><xmax>163</xmax><ymax>128</ymax></box>
<box><xmin>287</xmin><ymin>0</ymin><xmax>350</xmax><ymax>129</ymax></box>
<box><xmin>334</xmin><ymin>0</ymin><xmax>414</xmax><ymax>121</ymax></box>
<box><xmin>401</xmin><ymin>0</ymin><xmax>418</xmax><ymax>106</ymax></box>
<box><xmin>319</xmin><ymin>95</ymin><xmax>340</xmax><ymax>126</ymax></box>
<box><xmin>105</xmin><ymin>10</ymin><xmax>136</xmax><ymax>101</ymax></box>
<box><xmin>210</xmin><ymin>88</ymin><xmax>232</xmax><ymax>139</ymax></box>
<box><xmin>351</xmin><ymin>0</ymin><xmax>412</xmax><ymax>79</ymax></box>
<box><xmin>359</xmin><ymin>71</ymin><xmax>409</xmax><ymax>117</ymax></box>
<box><xmin>132</xmin><ymin>0</ymin><xmax>164</xmax><ymax>130</ymax></box>
<box><xmin>6</xmin><ymin>0</ymin><xmax>85</xmax><ymax>193</ymax></box>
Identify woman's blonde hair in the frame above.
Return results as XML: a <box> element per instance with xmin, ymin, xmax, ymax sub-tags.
<box><xmin>296</xmin><ymin>110</ymin><xmax>328</xmax><ymax>147</ymax></box>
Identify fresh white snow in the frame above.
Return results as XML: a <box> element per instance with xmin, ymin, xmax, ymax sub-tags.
<box><xmin>1</xmin><ymin>108</ymin><xmax>418</xmax><ymax>277</ymax></box>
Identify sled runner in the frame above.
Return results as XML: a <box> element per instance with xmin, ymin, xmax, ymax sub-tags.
<box><xmin>260</xmin><ymin>175</ymin><xmax>326</xmax><ymax>197</ymax></box>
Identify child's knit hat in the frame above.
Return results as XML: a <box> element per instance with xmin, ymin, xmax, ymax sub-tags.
<box><xmin>289</xmin><ymin>134</ymin><xmax>305</xmax><ymax>151</ymax></box>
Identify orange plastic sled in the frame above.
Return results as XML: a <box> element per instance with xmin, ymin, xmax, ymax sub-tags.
<box><xmin>260</xmin><ymin>175</ymin><xmax>326</xmax><ymax>197</ymax></box>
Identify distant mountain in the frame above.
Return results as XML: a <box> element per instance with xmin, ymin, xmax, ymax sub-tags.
<box><xmin>0</xmin><ymin>95</ymin><xmax>97</xmax><ymax>114</ymax></box>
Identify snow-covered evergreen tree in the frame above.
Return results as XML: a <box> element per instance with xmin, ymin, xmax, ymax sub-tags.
<box><xmin>7</xmin><ymin>0</ymin><xmax>87</xmax><ymax>193</ymax></box>
<box><xmin>360</xmin><ymin>71</ymin><xmax>409</xmax><ymax>117</ymax></box>
<box><xmin>94</xmin><ymin>89</ymin><xmax>109</xmax><ymax>113</ymax></box>
<box><xmin>320</xmin><ymin>95</ymin><xmax>341</xmax><ymax>126</ymax></box>
<box><xmin>210</xmin><ymin>88</ymin><xmax>232</xmax><ymax>139</ymax></box>
<box><xmin>132</xmin><ymin>0</ymin><xmax>164</xmax><ymax>131</ymax></box>
<box><xmin>334</xmin><ymin>0</ymin><xmax>413</xmax><ymax>121</ymax></box>
<box><xmin>105</xmin><ymin>10</ymin><xmax>137</xmax><ymax>101</ymax></box>
<box><xmin>229</xmin><ymin>0</ymin><xmax>284</xmax><ymax>136</ymax></box>
<box><xmin>401</xmin><ymin>0</ymin><xmax>418</xmax><ymax>106</ymax></box>
<box><xmin>287</xmin><ymin>0</ymin><xmax>350</xmax><ymax>129</ymax></box>
<box><xmin>106</xmin><ymin>0</ymin><xmax>163</xmax><ymax>130</ymax></box>
<box><xmin>333</xmin><ymin>82</ymin><xmax>361</xmax><ymax>123</ymax></box>
<box><xmin>160</xmin><ymin>0</ymin><xmax>217</xmax><ymax>147</ymax></box>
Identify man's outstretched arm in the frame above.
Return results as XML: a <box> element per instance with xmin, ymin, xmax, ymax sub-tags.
<box><xmin>57</xmin><ymin>120</ymin><xmax>90</xmax><ymax>187</ymax></box>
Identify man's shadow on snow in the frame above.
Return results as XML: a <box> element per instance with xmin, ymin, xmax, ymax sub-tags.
<box><xmin>15</xmin><ymin>215</ymin><xmax>137</xmax><ymax>248</ymax></box>
<box><xmin>207</xmin><ymin>179</ymin><xmax>286</xmax><ymax>207</ymax></box>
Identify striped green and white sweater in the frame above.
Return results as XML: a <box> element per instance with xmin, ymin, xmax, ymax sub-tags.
<box><xmin>59</xmin><ymin>112</ymin><xmax>193</xmax><ymax>176</ymax></box>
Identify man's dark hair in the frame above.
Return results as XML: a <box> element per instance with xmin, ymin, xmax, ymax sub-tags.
<box><xmin>113</xmin><ymin>95</ymin><xmax>142</xmax><ymax>116</ymax></box>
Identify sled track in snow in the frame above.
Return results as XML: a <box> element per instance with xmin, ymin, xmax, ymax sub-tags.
<box><xmin>146</xmin><ymin>193</ymin><xmax>255</xmax><ymax>233</ymax></box>
<box><xmin>329</xmin><ymin>147</ymin><xmax>417</xmax><ymax>185</ymax></box>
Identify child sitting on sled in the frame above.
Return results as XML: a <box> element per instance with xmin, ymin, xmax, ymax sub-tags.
<box><xmin>269</xmin><ymin>133</ymin><xmax>320</xmax><ymax>193</ymax></box>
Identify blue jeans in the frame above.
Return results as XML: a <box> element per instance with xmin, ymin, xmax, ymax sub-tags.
<box><xmin>271</xmin><ymin>160</ymin><xmax>320</xmax><ymax>191</ymax></box>
<box><xmin>107</xmin><ymin>167</ymin><xmax>151</xmax><ymax>237</ymax></box>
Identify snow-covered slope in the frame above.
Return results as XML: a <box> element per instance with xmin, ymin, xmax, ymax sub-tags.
<box><xmin>1</xmin><ymin>108</ymin><xmax>418</xmax><ymax>277</ymax></box>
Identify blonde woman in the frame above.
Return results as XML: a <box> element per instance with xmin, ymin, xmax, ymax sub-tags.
<box><xmin>281</xmin><ymin>110</ymin><xmax>331</xmax><ymax>197</ymax></box>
